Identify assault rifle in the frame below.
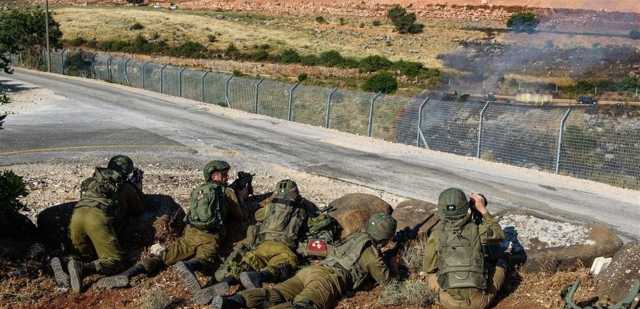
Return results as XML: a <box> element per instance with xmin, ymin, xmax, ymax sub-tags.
<box><xmin>562</xmin><ymin>279</ymin><xmax>640</xmax><ymax>309</ymax></box>
<box><xmin>382</xmin><ymin>212</ymin><xmax>440</xmax><ymax>265</ymax></box>
<box><xmin>230</xmin><ymin>171</ymin><xmax>254</xmax><ymax>197</ymax></box>
<box><xmin>128</xmin><ymin>167</ymin><xmax>144</xmax><ymax>191</ymax></box>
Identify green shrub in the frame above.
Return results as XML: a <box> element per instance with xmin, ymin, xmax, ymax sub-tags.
<box><xmin>0</xmin><ymin>170</ymin><xmax>28</xmax><ymax>213</ymax></box>
<box><xmin>129</xmin><ymin>22</ymin><xmax>145</xmax><ymax>30</ymax></box>
<box><xmin>297</xmin><ymin>73</ymin><xmax>308</xmax><ymax>82</ymax></box>
<box><xmin>387</xmin><ymin>5</ymin><xmax>424</xmax><ymax>34</ymax></box>
<box><xmin>318</xmin><ymin>50</ymin><xmax>345</xmax><ymax>67</ymax></box>
<box><xmin>363</xmin><ymin>72</ymin><xmax>398</xmax><ymax>94</ymax></box>
<box><xmin>315</xmin><ymin>16</ymin><xmax>327</xmax><ymax>24</ymax></box>
<box><xmin>225</xmin><ymin>43</ymin><xmax>241</xmax><ymax>59</ymax></box>
<box><xmin>630</xmin><ymin>29</ymin><xmax>640</xmax><ymax>40</ymax></box>
<box><xmin>279</xmin><ymin>49</ymin><xmax>301</xmax><ymax>64</ymax></box>
<box><xmin>64</xmin><ymin>52</ymin><xmax>93</xmax><ymax>76</ymax></box>
<box><xmin>232</xmin><ymin>69</ymin><xmax>244</xmax><ymax>77</ymax></box>
<box><xmin>131</xmin><ymin>34</ymin><xmax>155</xmax><ymax>53</ymax></box>
<box><xmin>507</xmin><ymin>12</ymin><xmax>539</xmax><ymax>33</ymax></box>
<box><xmin>250</xmin><ymin>49</ymin><xmax>270</xmax><ymax>61</ymax></box>
<box><xmin>359</xmin><ymin>55</ymin><xmax>393</xmax><ymax>72</ymax></box>
<box><xmin>68</xmin><ymin>37</ymin><xmax>86</xmax><ymax>47</ymax></box>
<box><xmin>392</xmin><ymin>60</ymin><xmax>424</xmax><ymax>77</ymax></box>
<box><xmin>169</xmin><ymin>41</ymin><xmax>207</xmax><ymax>58</ymax></box>
<box><xmin>300</xmin><ymin>54</ymin><xmax>320</xmax><ymax>66</ymax></box>
<box><xmin>372</xmin><ymin>20</ymin><xmax>382</xmax><ymax>27</ymax></box>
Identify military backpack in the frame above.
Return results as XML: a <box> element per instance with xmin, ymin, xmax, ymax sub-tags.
<box><xmin>77</xmin><ymin>167</ymin><xmax>124</xmax><ymax>216</ymax></box>
<box><xmin>321</xmin><ymin>232</ymin><xmax>373</xmax><ymax>289</ymax></box>
<box><xmin>436</xmin><ymin>219</ymin><xmax>487</xmax><ymax>290</ymax></box>
<box><xmin>187</xmin><ymin>182</ymin><xmax>226</xmax><ymax>233</ymax></box>
<box><xmin>257</xmin><ymin>198</ymin><xmax>307</xmax><ymax>248</ymax></box>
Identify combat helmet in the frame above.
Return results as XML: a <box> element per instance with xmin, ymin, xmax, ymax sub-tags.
<box><xmin>107</xmin><ymin>155</ymin><xmax>134</xmax><ymax>177</ymax></box>
<box><xmin>272</xmin><ymin>179</ymin><xmax>300</xmax><ymax>203</ymax></box>
<box><xmin>366</xmin><ymin>212</ymin><xmax>397</xmax><ymax>242</ymax></box>
<box><xmin>203</xmin><ymin>160</ymin><xmax>231</xmax><ymax>181</ymax></box>
<box><xmin>438</xmin><ymin>187</ymin><xmax>469</xmax><ymax>220</ymax></box>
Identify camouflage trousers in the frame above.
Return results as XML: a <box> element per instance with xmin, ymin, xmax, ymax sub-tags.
<box><xmin>69</xmin><ymin>207</ymin><xmax>123</xmax><ymax>274</ymax></box>
<box><xmin>427</xmin><ymin>265</ymin><xmax>506</xmax><ymax>309</ymax></box>
<box><xmin>240</xmin><ymin>265</ymin><xmax>348</xmax><ymax>309</ymax></box>
<box><xmin>217</xmin><ymin>240</ymin><xmax>298</xmax><ymax>281</ymax></box>
<box><xmin>142</xmin><ymin>224</ymin><xmax>221</xmax><ymax>273</ymax></box>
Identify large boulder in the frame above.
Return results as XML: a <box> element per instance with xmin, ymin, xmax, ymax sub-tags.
<box><xmin>595</xmin><ymin>243</ymin><xmax>640</xmax><ymax>302</ymax></box>
<box><xmin>328</xmin><ymin>193</ymin><xmax>393</xmax><ymax>239</ymax></box>
<box><xmin>497</xmin><ymin>209</ymin><xmax>622</xmax><ymax>272</ymax></box>
<box><xmin>393</xmin><ymin>199</ymin><xmax>437</xmax><ymax>234</ymax></box>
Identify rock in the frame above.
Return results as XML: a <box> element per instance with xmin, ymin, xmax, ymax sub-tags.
<box><xmin>497</xmin><ymin>209</ymin><xmax>622</xmax><ymax>272</ymax></box>
<box><xmin>328</xmin><ymin>193</ymin><xmax>392</xmax><ymax>239</ymax></box>
<box><xmin>393</xmin><ymin>199</ymin><xmax>437</xmax><ymax>234</ymax></box>
<box><xmin>595</xmin><ymin>243</ymin><xmax>640</xmax><ymax>302</ymax></box>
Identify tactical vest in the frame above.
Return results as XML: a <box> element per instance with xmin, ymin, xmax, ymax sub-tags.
<box><xmin>321</xmin><ymin>232</ymin><xmax>373</xmax><ymax>289</ymax></box>
<box><xmin>257</xmin><ymin>198</ymin><xmax>307</xmax><ymax>248</ymax></box>
<box><xmin>187</xmin><ymin>182</ymin><xmax>226</xmax><ymax>234</ymax></box>
<box><xmin>76</xmin><ymin>167</ymin><xmax>124</xmax><ymax>217</ymax></box>
<box><xmin>437</xmin><ymin>219</ymin><xmax>487</xmax><ymax>290</ymax></box>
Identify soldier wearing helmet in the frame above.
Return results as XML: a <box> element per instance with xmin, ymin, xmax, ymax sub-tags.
<box><xmin>51</xmin><ymin>155</ymin><xmax>148</xmax><ymax>293</ymax></box>
<box><xmin>423</xmin><ymin>188</ymin><xmax>506</xmax><ymax>309</ymax></box>
<box><xmin>211</xmin><ymin>212</ymin><xmax>397</xmax><ymax>309</ymax></box>
<box><xmin>96</xmin><ymin>160</ymin><xmax>246</xmax><ymax>297</ymax></box>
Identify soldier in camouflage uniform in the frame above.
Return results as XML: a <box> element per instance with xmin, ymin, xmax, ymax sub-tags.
<box><xmin>204</xmin><ymin>180</ymin><xmax>315</xmax><ymax>303</ymax></box>
<box><xmin>211</xmin><ymin>212</ymin><xmax>397</xmax><ymax>309</ymax></box>
<box><xmin>97</xmin><ymin>160</ymin><xmax>246</xmax><ymax>298</ymax></box>
<box><xmin>423</xmin><ymin>188</ymin><xmax>506</xmax><ymax>309</ymax></box>
<box><xmin>50</xmin><ymin>155</ymin><xmax>147</xmax><ymax>293</ymax></box>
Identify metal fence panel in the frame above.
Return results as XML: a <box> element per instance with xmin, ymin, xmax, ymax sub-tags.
<box><xmin>143</xmin><ymin>63</ymin><xmax>162</xmax><ymax>93</ymax></box>
<box><xmin>291</xmin><ymin>85</ymin><xmax>331</xmax><ymax>127</ymax></box>
<box><xmin>50</xmin><ymin>50</ymin><xmax>64</xmax><ymax>74</ymax></box>
<box><xmin>559</xmin><ymin>108</ymin><xmax>640</xmax><ymax>189</ymax></box>
<box><xmin>421</xmin><ymin>99</ymin><xmax>485</xmax><ymax>156</ymax></box>
<box><xmin>203</xmin><ymin>72</ymin><xmax>229</xmax><ymax>106</ymax></box>
<box><xmin>109</xmin><ymin>57</ymin><xmax>128</xmax><ymax>85</ymax></box>
<box><xmin>181</xmin><ymin>69</ymin><xmax>205</xmax><ymax>101</ymax></box>
<box><xmin>480</xmin><ymin>104</ymin><xmax>566</xmax><ymax>171</ymax></box>
<box><xmin>328</xmin><ymin>90</ymin><xmax>372</xmax><ymax>136</ymax></box>
<box><xmin>228</xmin><ymin>77</ymin><xmax>257</xmax><ymax>113</ymax></box>
<box><xmin>162</xmin><ymin>65</ymin><xmax>181</xmax><ymax>96</ymax></box>
<box><xmin>94</xmin><ymin>53</ymin><xmax>111</xmax><ymax>81</ymax></box>
<box><xmin>126</xmin><ymin>60</ymin><xmax>144</xmax><ymax>88</ymax></box>
<box><xmin>258</xmin><ymin>79</ymin><xmax>290</xmax><ymax>120</ymax></box>
<box><xmin>372</xmin><ymin>95</ymin><xmax>411</xmax><ymax>142</ymax></box>
<box><xmin>393</xmin><ymin>96</ymin><xmax>426</xmax><ymax>145</ymax></box>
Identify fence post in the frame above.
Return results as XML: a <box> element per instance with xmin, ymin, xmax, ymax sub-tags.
<box><xmin>201</xmin><ymin>71</ymin><xmax>209</xmax><ymax>102</ymax></box>
<box><xmin>476</xmin><ymin>101</ymin><xmax>492</xmax><ymax>158</ymax></box>
<box><xmin>123</xmin><ymin>59</ymin><xmax>131</xmax><ymax>86</ymax></box>
<box><xmin>416</xmin><ymin>97</ymin><xmax>430</xmax><ymax>148</ymax></box>
<box><xmin>288</xmin><ymin>82</ymin><xmax>301</xmax><ymax>121</ymax></box>
<box><xmin>141</xmin><ymin>62</ymin><xmax>147</xmax><ymax>89</ymax></box>
<box><xmin>367</xmin><ymin>92</ymin><xmax>384</xmax><ymax>137</ymax></box>
<box><xmin>255</xmin><ymin>79</ymin><xmax>264</xmax><ymax>114</ymax></box>
<box><xmin>160</xmin><ymin>64</ymin><xmax>168</xmax><ymax>94</ymax></box>
<box><xmin>325</xmin><ymin>88</ymin><xmax>338</xmax><ymax>128</ymax></box>
<box><xmin>61</xmin><ymin>49</ymin><xmax>66</xmax><ymax>75</ymax></box>
<box><xmin>555</xmin><ymin>108</ymin><xmax>572</xmax><ymax>174</ymax></box>
<box><xmin>178</xmin><ymin>67</ymin><xmax>186</xmax><ymax>97</ymax></box>
<box><xmin>224</xmin><ymin>75</ymin><xmax>234</xmax><ymax>107</ymax></box>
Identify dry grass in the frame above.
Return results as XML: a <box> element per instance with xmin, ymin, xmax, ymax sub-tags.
<box><xmin>53</xmin><ymin>6</ymin><xmax>490</xmax><ymax>68</ymax></box>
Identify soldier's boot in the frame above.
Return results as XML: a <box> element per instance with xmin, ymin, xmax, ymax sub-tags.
<box><xmin>96</xmin><ymin>263</ymin><xmax>146</xmax><ymax>289</ymax></box>
<box><xmin>193</xmin><ymin>276</ymin><xmax>239</xmax><ymax>305</ymax></box>
<box><xmin>239</xmin><ymin>270</ymin><xmax>272</xmax><ymax>289</ymax></box>
<box><xmin>67</xmin><ymin>258</ymin><xmax>96</xmax><ymax>293</ymax></box>
<box><xmin>50</xmin><ymin>257</ymin><xmax>70</xmax><ymax>288</ymax></box>
<box><xmin>175</xmin><ymin>259</ymin><xmax>206</xmax><ymax>296</ymax></box>
<box><xmin>210</xmin><ymin>294</ymin><xmax>246</xmax><ymax>309</ymax></box>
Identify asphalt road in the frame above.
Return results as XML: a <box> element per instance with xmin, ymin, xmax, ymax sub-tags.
<box><xmin>1</xmin><ymin>69</ymin><xmax>639</xmax><ymax>240</ymax></box>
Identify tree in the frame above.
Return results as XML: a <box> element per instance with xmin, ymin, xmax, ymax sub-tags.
<box><xmin>363</xmin><ymin>72</ymin><xmax>398</xmax><ymax>94</ymax></box>
<box><xmin>0</xmin><ymin>6</ymin><xmax>63</xmax><ymax>73</ymax></box>
<box><xmin>507</xmin><ymin>12</ymin><xmax>540</xmax><ymax>33</ymax></box>
<box><xmin>387</xmin><ymin>5</ymin><xmax>424</xmax><ymax>34</ymax></box>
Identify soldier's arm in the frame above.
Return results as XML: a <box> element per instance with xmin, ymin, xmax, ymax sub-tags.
<box><xmin>479</xmin><ymin>212</ymin><xmax>505</xmax><ymax>244</ymax></box>
<box><xmin>254</xmin><ymin>207</ymin><xmax>267</xmax><ymax>222</ymax></box>
<box><xmin>359</xmin><ymin>245</ymin><xmax>392</xmax><ymax>286</ymax></box>
<box><xmin>119</xmin><ymin>182</ymin><xmax>147</xmax><ymax>216</ymax></box>
<box><xmin>421</xmin><ymin>231</ymin><xmax>439</xmax><ymax>274</ymax></box>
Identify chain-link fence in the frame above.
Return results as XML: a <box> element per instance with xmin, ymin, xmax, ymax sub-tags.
<box><xmin>11</xmin><ymin>49</ymin><xmax>640</xmax><ymax>190</ymax></box>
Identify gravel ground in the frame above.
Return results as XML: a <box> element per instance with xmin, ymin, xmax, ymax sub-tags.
<box><xmin>499</xmin><ymin>214</ymin><xmax>595</xmax><ymax>250</ymax></box>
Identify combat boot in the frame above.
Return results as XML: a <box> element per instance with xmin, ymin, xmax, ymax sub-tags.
<box><xmin>239</xmin><ymin>270</ymin><xmax>272</xmax><ymax>289</ymax></box>
<box><xmin>193</xmin><ymin>276</ymin><xmax>238</xmax><ymax>305</ymax></box>
<box><xmin>95</xmin><ymin>263</ymin><xmax>146</xmax><ymax>289</ymax></box>
<box><xmin>175</xmin><ymin>259</ymin><xmax>207</xmax><ymax>296</ymax></box>
<box><xmin>210</xmin><ymin>294</ymin><xmax>246</xmax><ymax>309</ymax></box>
<box><xmin>50</xmin><ymin>257</ymin><xmax>70</xmax><ymax>288</ymax></box>
<box><xmin>67</xmin><ymin>258</ymin><xmax>96</xmax><ymax>293</ymax></box>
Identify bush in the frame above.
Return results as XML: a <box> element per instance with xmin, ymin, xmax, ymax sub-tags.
<box><xmin>315</xmin><ymin>16</ymin><xmax>327</xmax><ymax>24</ymax></box>
<box><xmin>359</xmin><ymin>55</ymin><xmax>393</xmax><ymax>72</ymax></box>
<box><xmin>363</xmin><ymin>72</ymin><xmax>398</xmax><ymax>94</ymax></box>
<box><xmin>251</xmin><ymin>49</ymin><xmax>270</xmax><ymax>61</ymax></box>
<box><xmin>0</xmin><ymin>170</ymin><xmax>28</xmax><ymax>213</ymax></box>
<box><xmin>392</xmin><ymin>60</ymin><xmax>424</xmax><ymax>78</ymax></box>
<box><xmin>170</xmin><ymin>41</ymin><xmax>207</xmax><ymax>58</ymax></box>
<box><xmin>297</xmin><ymin>73</ymin><xmax>308</xmax><ymax>82</ymax></box>
<box><xmin>630</xmin><ymin>29</ymin><xmax>640</xmax><ymax>40</ymax></box>
<box><xmin>225</xmin><ymin>43</ymin><xmax>241</xmax><ymax>59</ymax></box>
<box><xmin>129</xmin><ymin>22</ymin><xmax>145</xmax><ymax>30</ymax></box>
<box><xmin>318</xmin><ymin>50</ymin><xmax>345</xmax><ymax>67</ymax></box>
<box><xmin>279</xmin><ymin>49</ymin><xmax>301</xmax><ymax>64</ymax></box>
<box><xmin>372</xmin><ymin>20</ymin><xmax>382</xmax><ymax>27</ymax></box>
<box><xmin>232</xmin><ymin>69</ymin><xmax>244</xmax><ymax>77</ymax></box>
<box><xmin>131</xmin><ymin>34</ymin><xmax>155</xmax><ymax>53</ymax></box>
<box><xmin>64</xmin><ymin>52</ymin><xmax>93</xmax><ymax>76</ymax></box>
<box><xmin>68</xmin><ymin>37</ymin><xmax>87</xmax><ymax>47</ymax></box>
<box><xmin>300</xmin><ymin>54</ymin><xmax>320</xmax><ymax>66</ymax></box>
<box><xmin>387</xmin><ymin>5</ymin><xmax>424</xmax><ymax>34</ymax></box>
<box><xmin>207</xmin><ymin>34</ymin><xmax>217</xmax><ymax>43</ymax></box>
<box><xmin>507</xmin><ymin>12</ymin><xmax>539</xmax><ymax>33</ymax></box>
